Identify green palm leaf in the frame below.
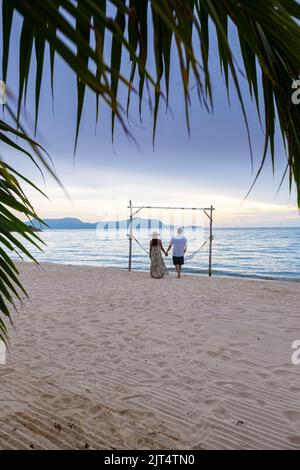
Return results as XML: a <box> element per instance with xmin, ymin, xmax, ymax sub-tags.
<box><xmin>1</xmin><ymin>0</ymin><xmax>300</xmax><ymax>341</ymax></box>
<box><xmin>0</xmin><ymin>106</ymin><xmax>61</xmax><ymax>342</ymax></box>
<box><xmin>0</xmin><ymin>158</ymin><xmax>44</xmax><ymax>342</ymax></box>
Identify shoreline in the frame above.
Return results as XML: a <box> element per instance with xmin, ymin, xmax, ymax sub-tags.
<box><xmin>16</xmin><ymin>260</ymin><xmax>300</xmax><ymax>284</ymax></box>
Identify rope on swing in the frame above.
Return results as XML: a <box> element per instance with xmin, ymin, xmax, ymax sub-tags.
<box><xmin>127</xmin><ymin>234</ymin><xmax>149</xmax><ymax>255</ymax></box>
<box><xmin>184</xmin><ymin>237</ymin><xmax>212</xmax><ymax>261</ymax></box>
<box><xmin>127</xmin><ymin>234</ymin><xmax>212</xmax><ymax>260</ymax></box>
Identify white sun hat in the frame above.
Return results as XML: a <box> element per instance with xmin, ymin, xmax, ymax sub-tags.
<box><xmin>151</xmin><ymin>231</ymin><xmax>160</xmax><ymax>239</ymax></box>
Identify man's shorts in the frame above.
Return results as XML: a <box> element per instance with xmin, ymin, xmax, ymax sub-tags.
<box><xmin>173</xmin><ymin>256</ymin><xmax>184</xmax><ymax>266</ymax></box>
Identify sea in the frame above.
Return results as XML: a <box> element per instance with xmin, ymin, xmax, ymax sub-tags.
<box><xmin>10</xmin><ymin>227</ymin><xmax>300</xmax><ymax>281</ymax></box>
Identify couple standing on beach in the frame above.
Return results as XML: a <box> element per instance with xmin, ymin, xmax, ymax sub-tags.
<box><xmin>149</xmin><ymin>227</ymin><xmax>187</xmax><ymax>279</ymax></box>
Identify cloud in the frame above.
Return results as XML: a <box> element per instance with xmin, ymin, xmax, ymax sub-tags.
<box><xmin>19</xmin><ymin>170</ymin><xmax>299</xmax><ymax>227</ymax></box>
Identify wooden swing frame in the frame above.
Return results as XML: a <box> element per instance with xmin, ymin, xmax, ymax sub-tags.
<box><xmin>127</xmin><ymin>201</ymin><xmax>215</xmax><ymax>276</ymax></box>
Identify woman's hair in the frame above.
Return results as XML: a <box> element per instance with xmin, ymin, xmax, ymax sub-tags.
<box><xmin>151</xmin><ymin>238</ymin><xmax>158</xmax><ymax>247</ymax></box>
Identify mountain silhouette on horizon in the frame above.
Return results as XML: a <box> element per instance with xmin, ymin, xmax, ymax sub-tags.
<box><xmin>27</xmin><ymin>217</ymin><xmax>201</xmax><ymax>230</ymax></box>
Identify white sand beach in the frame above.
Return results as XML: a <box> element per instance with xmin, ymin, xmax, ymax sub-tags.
<box><xmin>0</xmin><ymin>262</ymin><xmax>300</xmax><ymax>450</ymax></box>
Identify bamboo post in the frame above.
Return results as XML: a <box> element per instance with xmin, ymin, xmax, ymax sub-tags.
<box><xmin>208</xmin><ymin>205</ymin><xmax>213</xmax><ymax>277</ymax></box>
<box><xmin>128</xmin><ymin>200</ymin><xmax>133</xmax><ymax>271</ymax></box>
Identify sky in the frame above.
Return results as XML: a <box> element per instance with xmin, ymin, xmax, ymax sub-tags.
<box><xmin>1</xmin><ymin>5</ymin><xmax>299</xmax><ymax>228</ymax></box>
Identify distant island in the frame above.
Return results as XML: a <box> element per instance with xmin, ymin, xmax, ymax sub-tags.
<box><xmin>26</xmin><ymin>217</ymin><xmax>201</xmax><ymax>230</ymax></box>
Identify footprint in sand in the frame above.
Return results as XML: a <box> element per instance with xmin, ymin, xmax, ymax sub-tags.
<box><xmin>287</xmin><ymin>435</ymin><xmax>300</xmax><ymax>446</ymax></box>
<box><xmin>282</xmin><ymin>410</ymin><xmax>300</xmax><ymax>429</ymax></box>
<box><xmin>273</xmin><ymin>369</ymin><xmax>289</xmax><ymax>377</ymax></box>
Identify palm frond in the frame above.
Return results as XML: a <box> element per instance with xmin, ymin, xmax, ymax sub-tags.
<box><xmin>0</xmin><ymin>106</ymin><xmax>62</xmax><ymax>342</ymax></box>
<box><xmin>2</xmin><ymin>0</ymin><xmax>299</xmax><ymax>200</ymax></box>
<box><xmin>1</xmin><ymin>0</ymin><xmax>300</xmax><ymax>340</ymax></box>
<box><xmin>0</xmin><ymin>156</ymin><xmax>45</xmax><ymax>343</ymax></box>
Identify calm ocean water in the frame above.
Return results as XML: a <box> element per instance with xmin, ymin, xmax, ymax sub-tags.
<box><xmin>10</xmin><ymin>227</ymin><xmax>300</xmax><ymax>281</ymax></box>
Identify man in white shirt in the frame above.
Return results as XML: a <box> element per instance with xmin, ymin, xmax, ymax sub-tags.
<box><xmin>166</xmin><ymin>227</ymin><xmax>187</xmax><ymax>278</ymax></box>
